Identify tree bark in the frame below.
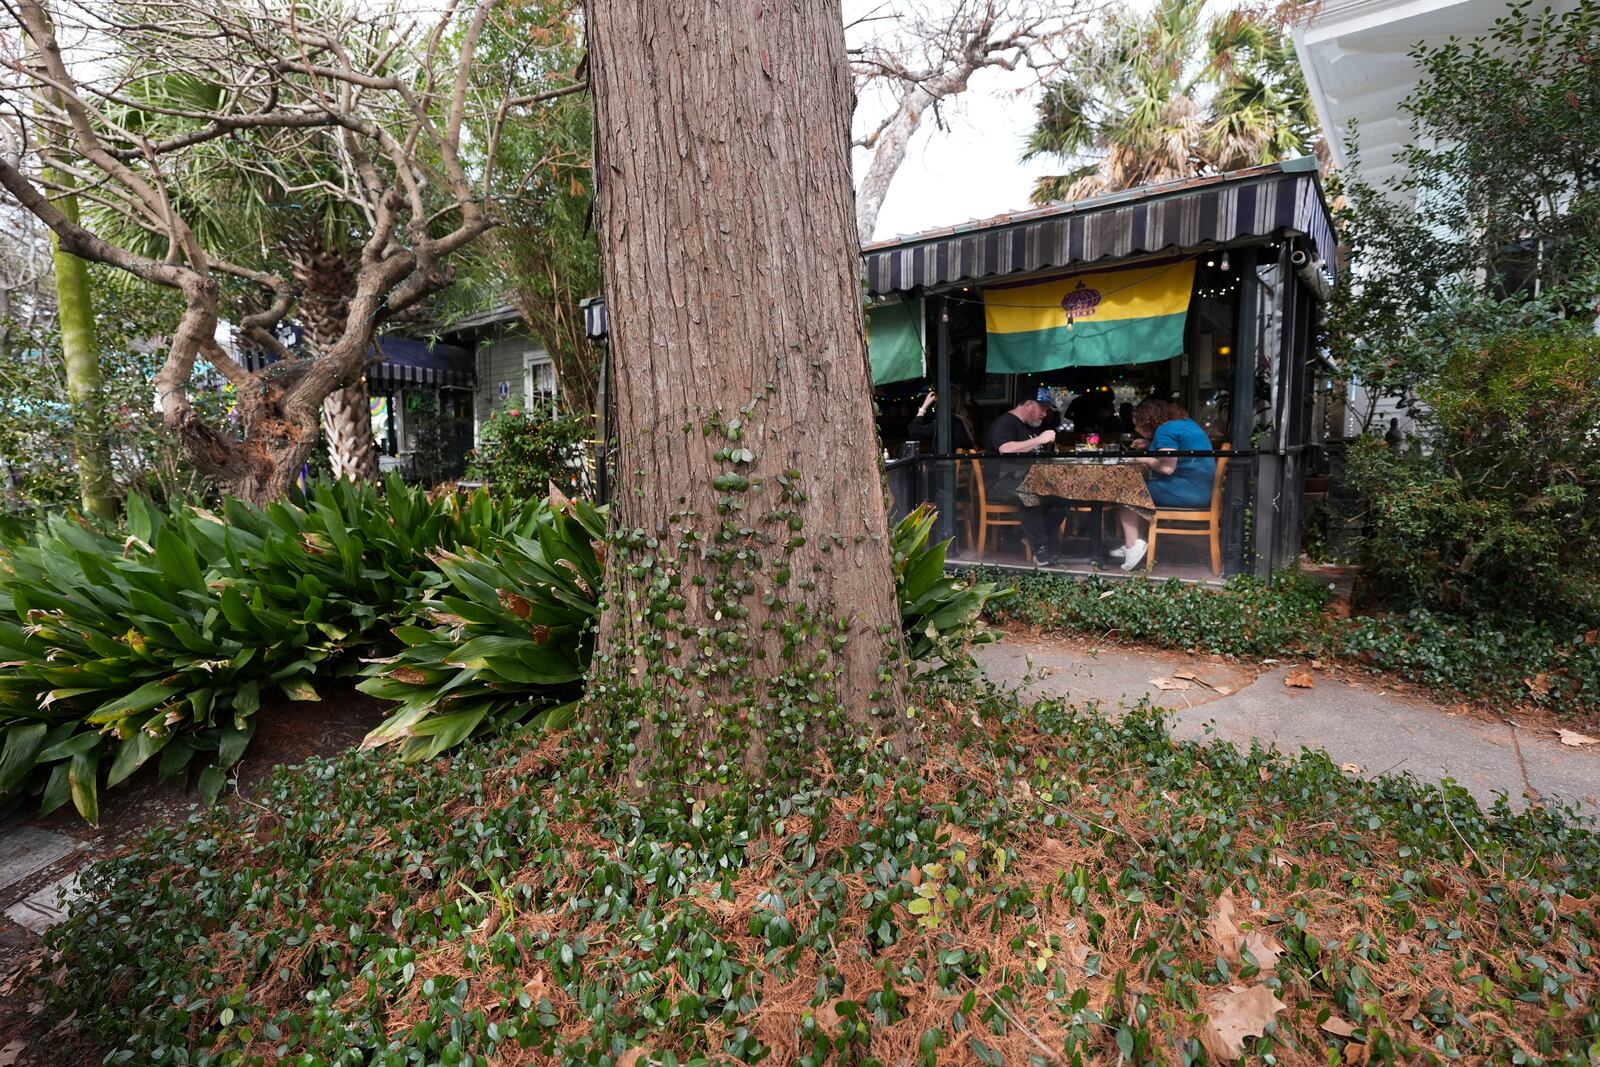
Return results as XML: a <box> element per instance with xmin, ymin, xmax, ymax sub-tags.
<box><xmin>293</xmin><ymin>240</ymin><xmax>381</xmax><ymax>483</ymax></box>
<box><xmin>586</xmin><ymin>0</ymin><xmax>911</xmax><ymax>801</ymax></box>
<box><xmin>322</xmin><ymin>381</ymin><xmax>380</xmax><ymax>482</ymax></box>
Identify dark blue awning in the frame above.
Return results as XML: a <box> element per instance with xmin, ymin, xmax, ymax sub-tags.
<box><xmin>236</xmin><ymin>334</ymin><xmax>474</xmax><ymax>388</ymax></box>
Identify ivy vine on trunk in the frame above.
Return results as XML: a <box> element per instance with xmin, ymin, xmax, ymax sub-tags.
<box><xmin>582</xmin><ymin>0</ymin><xmax>915</xmax><ymax>812</ymax></box>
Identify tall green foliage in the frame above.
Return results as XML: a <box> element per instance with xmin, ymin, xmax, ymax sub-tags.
<box><xmin>1327</xmin><ymin>0</ymin><xmax>1600</xmax><ymax>422</ymax></box>
<box><xmin>0</xmin><ymin>269</ymin><xmax>206</xmax><ymax>518</ymax></box>
<box><xmin>450</xmin><ymin>0</ymin><xmax>601</xmax><ymax>415</ymax></box>
<box><xmin>1347</xmin><ymin>328</ymin><xmax>1600</xmax><ymax>616</ymax></box>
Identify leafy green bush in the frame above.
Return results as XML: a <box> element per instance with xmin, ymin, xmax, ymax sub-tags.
<box><xmin>1347</xmin><ymin>327</ymin><xmax>1600</xmax><ymax>616</ymax></box>
<box><xmin>466</xmin><ymin>400</ymin><xmax>592</xmax><ymax>499</ymax></box>
<box><xmin>0</xmin><ymin>508</ymin><xmax>326</xmax><ymax>823</ymax></box>
<box><xmin>893</xmin><ymin>504</ymin><xmax>1007</xmax><ymax>673</ymax></box>
<box><xmin>39</xmin><ymin>687</ymin><xmax>1600</xmax><ymax>1063</ymax></box>
<box><xmin>0</xmin><ymin>478</ymin><xmax>533</xmax><ymax>820</ymax></box>
<box><xmin>361</xmin><ymin>502</ymin><xmax>1007</xmax><ymax>756</ymax></box>
<box><xmin>989</xmin><ymin>571</ymin><xmax>1328</xmax><ymax>658</ymax></box>
<box><xmin>357</xmin><ymin>497</ymin><xmax>603</xmax><ymax>760</ymax></box>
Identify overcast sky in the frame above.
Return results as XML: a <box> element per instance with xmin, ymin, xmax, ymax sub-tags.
<box><xmin>844</xmin><ymin>0</ymin><xmax>1068</xmax><ymax>244</ymax></box>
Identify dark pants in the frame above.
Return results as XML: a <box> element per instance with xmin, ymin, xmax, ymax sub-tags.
<box><xmin>992</xmin><ymin>477</ymin><xmax>1062</xmax><ymax>557</ymax></box>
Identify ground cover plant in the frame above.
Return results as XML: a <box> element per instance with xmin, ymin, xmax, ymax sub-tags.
<box><xmin>40</xmin><ymin>684</ymin><xmax>1600</xmax><ymax>1064</ymax></box>
<box><xmin>986</xmin><ymin>571</ymin><xmax>1600</xmax><ymax>722</ymax></box>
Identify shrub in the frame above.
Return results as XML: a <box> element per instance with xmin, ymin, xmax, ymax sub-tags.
<box><xmin>986</xmin><ymin>571</ymin><xmax>1328</xmax><ymax>658</ymax></box>
<box><xmin>467</xmin><ymin>400</ymin><xmax>592</xmax><ymax>499</ymax></box>
<box><xmin>1347</xmin><ymin>324</ymin><xmax>1600</xmax><ymax>618</ymax></box>
<box><xmin>0</xmin><ymin>478</ymin><xmax>535</xmax><ymax>820</ymax></box>
<box><xmin>39</xmin><ymin>688</ymin><xmax>1600</xmax><ymax>1063</ymax></box>
<box><xmin>357</xmin><ymin>497</ymin><xmax>603</xmax><ymax>760</ymax></box>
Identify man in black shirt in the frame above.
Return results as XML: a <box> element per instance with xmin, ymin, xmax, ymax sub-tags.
<box><xmin>984</xmin><ymin>391</ymin><xmax>1062</xmax><ymax>565</ymax></box>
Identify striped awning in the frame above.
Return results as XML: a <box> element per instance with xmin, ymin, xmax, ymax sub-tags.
<box><xmin>235</xmin><ymin>335</ymin><xmax>474</xmax><ymax>388</ymax></box>
<box><xmin>862</xmin><ymin>159</ymin><xmax>1338</xmax><ymax>297</ymax></box>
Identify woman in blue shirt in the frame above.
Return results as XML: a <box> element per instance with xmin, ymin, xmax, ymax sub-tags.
<box><xmin>1114</xmin><ymin>399</ymin><xmax>1217</xmax><ymax>570</ymax></box>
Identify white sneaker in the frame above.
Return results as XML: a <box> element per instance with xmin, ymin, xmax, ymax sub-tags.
<box><xmin>1120</xmin><ymin>539</ymin><xmax>1147</xmax><ymax>571</ymax></box>
<box><xmin>1108</xmin><ymin>545</ymin><xmax>1127</xmax><ymax>560</ymax></box>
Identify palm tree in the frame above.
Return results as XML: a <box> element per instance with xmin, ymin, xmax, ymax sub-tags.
<box><xmin>1024</xmin><ymin>0</ymin><xmax>1318</xmax><ymax>204</ymax></box>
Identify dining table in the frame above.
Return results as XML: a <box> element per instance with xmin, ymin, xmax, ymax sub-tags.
<box><xmin>1016</xmin><ymin>454</ymin><xmax>1155</xmax><ymax>563</ymax></box>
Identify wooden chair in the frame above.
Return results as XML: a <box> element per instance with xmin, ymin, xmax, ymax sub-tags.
<box><xmin>1147</xmin><ymin>444</ymin><xmax>1229</xmax><ymax>576</ymax></box>
<box><xmin>968</xmin><ymin>456</ymin><xmax>1029</xmax><ymax>561</ymax></box>
<box><xmin>953</xmin><ymin>449</ymin><xmax>981</xmax><ymax>552</ymax></box>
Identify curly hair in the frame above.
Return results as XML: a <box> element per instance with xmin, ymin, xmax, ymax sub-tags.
<box><xmin>1131</xmin><ymin>398</ymin><xmax>1189</xmax><ymax>440</ymax></box>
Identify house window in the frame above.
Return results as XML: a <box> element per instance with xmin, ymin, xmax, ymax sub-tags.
<box><xmin>523</xmin><ymin>351</ymin><xmax>557</xmax><ymax>414</ymax></box>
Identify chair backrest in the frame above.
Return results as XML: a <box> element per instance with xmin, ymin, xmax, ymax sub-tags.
<box><xmin>968</xmin><ymin>455</ymin><xmax>990</xmax><ymax>510</ymax></box>
<box><xmin>1209</xmin><ymin>443</ymin><xmax>1230</xmax><ymax>518</ymax></box>
<box><xmin>954</xmin><ymin>448</ymin><xmax>978</xmax><ymax>494</ymax></box>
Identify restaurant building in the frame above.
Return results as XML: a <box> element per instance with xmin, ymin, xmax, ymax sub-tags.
<box><xmin>866</xmin><ymin>158</ymin><xmax>1339</xmax><ymax>581</ymax></box>
<box><xmin>582</xmin><ymin>158</ymin><xmax>1339</xmax><ymax>582</ymax></box>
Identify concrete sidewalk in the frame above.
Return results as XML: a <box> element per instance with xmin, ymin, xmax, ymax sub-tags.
<box><xmin>977</xmin><ymin>635</ymin><xmax>1600</xmax><ymax>819</ymax></box>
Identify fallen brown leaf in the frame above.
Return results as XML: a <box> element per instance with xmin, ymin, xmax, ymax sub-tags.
<box><xmin>1285</xmin><ymin>669</ymin><xmax>1315</xmax><ymax>688</ymax></box>
<box><xmin>1174</xmin><ymin>669</ymin><xmax>1199</xmax><ymax>681</ymax></box>
<box><xmin>616</xmin><ymin>1050</ymin><xmax>649</xmax><ymax>1067</ymax></box>
<box><xmin>814</xmin><ymin>998</ymin><xmax>846</xmax><ymax>1031</ymax></box>
<box><xmin>1340</xmin><ymin>762</ymin><xmax>1363</xmax><ymax>775</ymax></box>
<box><xmin>0</xmin><ymin>1039</ymin><xmax>24</xmax><ymax>1067</ymax></box>
<box><xmin>1527</xmin><ymin>673</ymin><xmax>1553</xmax><ymax>697</ymax></box>
<box><xmin>1557</xmin><ymin>728</ymin><xmax>1597</xmax><ymax>748</ymax></box>
<box><xmin>1393</xmin><ymin>937</ymin><xmax>1415</xmax><ymax>955</ymax></box>
<box><xmin>1320</xmin><ymin>1015</ymin><xmax>1358</xmax><ymax>1038</ymax></box>
<box><xmin>1206</xmin><ymin>888</ymin><xmax>1242</xmax><ymax>949</ymax></box>
<box><xmin>1150</xmin><ymin>676</ymin><xmax>1193</xmax><ymax>692</ymax></box>
<box><xmin>1586</xmin><ymin>629</ymin><xmax>1598</xmax><ymax>646</ymax></box>
<box><xmin>1241</xmin><ymin>929</ymin><xmax>1283</xmax><ymax>972</ymax></box>
<box><xmin>1213</xmin><ymin>683</ymin><xmax>1234</xmax><ymax>695</ymax></box>
<box><xmin>1205</xmin><ymin>889</ymin><xmax>1281</xmax><ymax>971</ymax></box>
<box><xmin>1200</xmin><ymin>984</ymin><xmax>1286</xmax><ymax>1061</ymax></box>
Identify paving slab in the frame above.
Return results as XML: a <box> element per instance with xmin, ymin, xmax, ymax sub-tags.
<box><xmin>977</xmin><ymin>637</ymin><xmax>1600</xmax><ymax>818</ymax></box>
<box><xmin>3</xmin><ymin>874</ymin><xmax>81</xmax><ymax>935</ymax></box>
<box><xmin>0</xmin><ymin>829</ymin><xmax>79</xmax><ymax>894</ymax></box>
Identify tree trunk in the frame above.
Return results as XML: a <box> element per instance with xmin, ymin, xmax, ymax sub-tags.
<box><xmin>322</xmin><ymin>380</ymin><xmax>380</xmax><ymax>482</ymax></box>
<box><xmin>291</xmin><ymin>240</ymin><xmax>380</xmax><ymax>483</ymax></box>
<box><xmin>586</xmin><ymin>0</ymin><xmax>911</xmax><ymax>803</ymax></box>
<box><xmin>47</xmin><ymin>184</ymin><xmax>116</xmax><ymax>520</ymax></box>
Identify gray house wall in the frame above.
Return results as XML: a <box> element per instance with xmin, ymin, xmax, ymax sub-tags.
<box><xmin>474</xmin><ymin>326</ymin><xmax>549</xmax><ymax>433</ymax></box>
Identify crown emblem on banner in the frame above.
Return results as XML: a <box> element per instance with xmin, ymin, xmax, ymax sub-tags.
<box><xmin>1060</xmin><ymin>281</ymin><xmax>1102</xmax><ymax>318</ymax></box>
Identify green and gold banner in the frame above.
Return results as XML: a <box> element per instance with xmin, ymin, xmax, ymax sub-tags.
<box><xmin>983</xmin><ymin>261</ymin><xmax>1195</xmax><ymax>373</ymax></box>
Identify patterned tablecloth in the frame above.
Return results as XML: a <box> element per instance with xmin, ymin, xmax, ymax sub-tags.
<box><xmin>1018</xmin><ymin>459</ymin><xmax>1154</xmax><ymax>517</ymax></box>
